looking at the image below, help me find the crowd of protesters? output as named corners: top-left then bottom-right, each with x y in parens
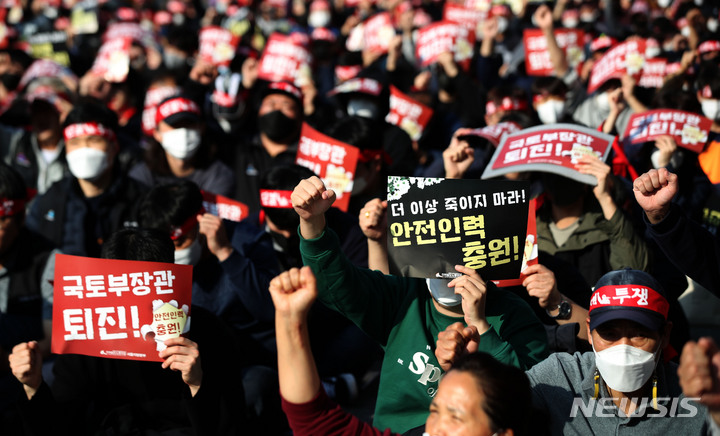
top-left (1, 0), bottom-right (720, 434)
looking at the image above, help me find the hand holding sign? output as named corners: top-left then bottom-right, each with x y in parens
top-left (521, 264), bottom-right (560, 310)
top-left (654, 135), bottom-right (678, 168)
top-left (633, 168), bottom-right (678, 224)
top-left (159, 337), bottom-right (203, 397)
top-left (9, 341), bottom-right (43, 399)
top-left (575, 154), bottom-right (616, 220)
top-left (448, 265), bottom-right (490, 335)
top-left (435, 322), bottom-right (480, 371)
top-left (292, 176), bottom-right (336, 239)
top-left (198, 213), bottom-right (233, 262)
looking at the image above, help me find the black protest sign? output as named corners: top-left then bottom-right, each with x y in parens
top-left (387, 177), bottom-right (530, 280)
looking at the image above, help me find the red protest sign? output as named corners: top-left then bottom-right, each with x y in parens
top-left (386, 85), bottom-right (434, 141)
top-left (415, 21), bottom-right (475, 68)
top-left (623, 109), bottom-right (712, 153)
top-left (103, 22), bottom-right (157, 50)
top-left (523, 28), bottom-right (585, 76)
top-left (443, 3), bottom-right (487, 33)
top-left (51, 254), bottom-right (193, 362)
top-left (91, 37), bottom-right (131, 83)
top-left (492, 198), bottom-right (538, 288)
top-left (296, 123), bottom-right (359, 212)
top-left (198, 26), bottom-right (239, 67)
top-left (363, 12), bottom-right (395, 54)
top-left (637, 58), bottom-right (667, 89)
top-left (481, 123), bottom-right (615, 185)
top-left (588, 39), bottom-right (648, 94)
top-left (257, 32), bottom-right (312, 85)
top-left (463, 121), bottom-right (522, 147)
top-left (201, 190), bottom-right (250, 222)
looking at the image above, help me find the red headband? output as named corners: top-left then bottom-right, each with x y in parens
top-left (0, 198), bottom-right (25, 217)
top-left (485, 97), bottom-right (528, 117)
top-left (589, 284), bottom-right (669, 320)
top-left (260, 189), bottom-right (294, 208)
top-left (63, 122), bottom-right (116, 142)
top-left (155, 97), bottom-right (201, 126)
top-left (698, 40), bottom-right (720, 55)
top-left (335, 65), bottom-right (362, 82)
top-left (268, 82), bottom-right (303, 101)
top-left (170, 206), bottom-right (205, 241)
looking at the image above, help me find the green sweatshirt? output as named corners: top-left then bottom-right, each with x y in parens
top-left (300, 227), bottom-right (549, 433)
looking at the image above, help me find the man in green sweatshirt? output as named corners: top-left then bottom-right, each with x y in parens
top-left (291, 176), bottom-right (549, 433)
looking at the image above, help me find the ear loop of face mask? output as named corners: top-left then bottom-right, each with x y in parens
top-left (592, 363), bottom-right (660, 409)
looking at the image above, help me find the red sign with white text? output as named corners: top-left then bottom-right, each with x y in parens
top-left (637, 58), bottom-right (667, 89)
top-left (443, 3), bottom-right (486, 32)
top-left (482, 124), bottom-right (615, 185)
top-left (463, 121), bottom-right (522, 146)
top-left (198, 26), bottom-right (239, 67)
top-left (257, 32), bottom-right (312, 85)
top-left (493, 198), bottom-right (538, 288)
top-left (91, 37), bottom-right (131, 83)
top-left (523, 28), bottom-right (585, 76)
top-left (623, 109), bottom-right (712, 153)
top-left (415, 21), bottom-right (474, 68)
top-left (296, 123), bottom-right (359, 212)
top-left (202, 191), bottom-right (249, 222)
top-left (363, 12), bottom-right (395, 54)
top-left (588, 39), bottom-right (648, 94)
top-left (51, 254), bottom-right (193, 362)
top-left (386, 85), bottom-right (434, 141)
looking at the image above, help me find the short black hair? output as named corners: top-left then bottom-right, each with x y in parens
top-left (63, 99), bottom-right (119, 133)
top-left (451, 352), bottom-right (532, 436)
top-left (101, 227), bottom-right (175, 263)
top-left (326, 115), bottom-right (383, 152)
top-left (531, 77), bottom-right (569, 98)
top-left (260, 164), bottom-right (316, 231)
top-left (138, 180), bottom-right (204, 235)
top-left (0, 161), bottom-right (27, 201)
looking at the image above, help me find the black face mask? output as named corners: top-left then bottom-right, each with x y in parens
top-left (0, 73), bottom-right (21, 91)
top-left (258, 110), bottom-right (299, 143)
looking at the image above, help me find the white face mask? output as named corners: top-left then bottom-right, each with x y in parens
top-left (537, 99), bottom-right (565, 124)
top-left (426, 278), bottom-right (462, 307)
top-left (161, 128), bottom-right (202, 160)
top-left (593, 343), bottom-right (659, 393)
top-left (67, 148), bottom-right (110, 181)
top-left (595, 92), bottom-right (610, 112)
top-left (681, 26), bottom-right (691, 38)
top-left (562, 18), bottom-right (578, 28)
top-left (580, 11), bottom-right (598, 23)
top-left (701, 99), bottom-right (720, 121)
top-left (708, 18), bottom-right (719, 33)
top-left (308, 10), bottom-right (331, 28)
top-left (657, 0), bottom-right (671, 7)
top-left (496, 17), bottom-right (509, 34)
top-left (646, 46), bottom-right (660, 58)
top-left (174, 237), bottom-right (202, 265)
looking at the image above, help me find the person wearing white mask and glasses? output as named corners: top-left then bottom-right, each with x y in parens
top-left (437, 268), bottom-right (720, 435)
top-left (26, 102), bottom-right (146, 257)
top-left (129, 95), bottom-right (235, 198)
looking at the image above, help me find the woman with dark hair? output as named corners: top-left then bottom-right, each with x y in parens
top-left (272, 266), bottom-right (533, 436)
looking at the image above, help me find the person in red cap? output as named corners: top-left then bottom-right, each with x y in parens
top-left (436, 267), bottom-right (720, 435)
top-left (25, 102), bottom-right (147, 258)
top-left (129, 95), bottom-right (235, 197)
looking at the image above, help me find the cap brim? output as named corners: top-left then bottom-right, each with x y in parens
top-left (589, 307), bottom-right (665, 331)
top-left (161, 112), bottom-right (201, 127)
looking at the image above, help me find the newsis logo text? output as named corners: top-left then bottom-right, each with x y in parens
top-left (570, 397), bottom-right (700, 418)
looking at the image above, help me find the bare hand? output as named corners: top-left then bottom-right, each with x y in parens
top-left (521, 264), bottom-right (561, 309)
top-left (292, 176), bottom-right (336, 222)
top-left (435, 322), bottom-right (480, 371)
top-left (443, 128), bottom-right (475, 179)
top-left (633, 168), bottom-right (678, 224)
top-left (359, 198), bottom-right (388, 241)
top-left (198, 213), bottom-right (233, 262)
top-left (678, 338), bottom-right (720, 414)
top-left (437, 51), bottom-right (458, 78)
top-left (607, 87), bottom-right (625, 114)
top-left (575, 154), bottom-right (612, 201)
top-left (413, 70), bottom-right (432, 92)
top-left (268, 266), bottom-right (318, 322)
top-left (448, 265), bottom-right (489, 333)
top-left (481, 16), bottom-right (499, 40)
top-left (241, 57), bottom-right (259, 90)
top-left (9, 341), bottom-right (43, 399)
top-left (189, 59), bottom-right (219, 85)
top-left (534, 4), bottom-right (553, 31)
top-left (653, 135), bottom-right (678, 168)
top-left (160, 337), bottom-right (203, 396)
